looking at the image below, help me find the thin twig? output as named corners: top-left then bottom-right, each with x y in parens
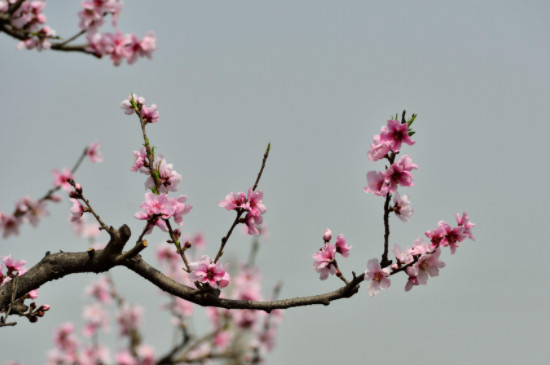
top-left (57, 29), bottom-right (86, 47)
top-left (117, 240), bottom-right (148, 263)
top-left (214, 143), bottom-right (271, 263)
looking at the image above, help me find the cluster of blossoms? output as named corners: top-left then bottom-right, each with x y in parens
top-left (120, 94), bottom-right (192, 236)
top-left (188, 255), bottom-right (231, 289)
top-left (134, 192), bottom-right (191, 235)
top-left (1, 1), bottom-right (156, 65)
top-left (78, 0), bottom-right (157, 66)
top-left (44, 278), bottom-right (155, 365)
top-left (390, 212), bottom-right (475, 292)
top-left (311, 115), bottom-right (475, 298)
top-left (0, 197), bottom-right (50, 238)
top-left (131, 148), bottom-right (179, 192)
top-left (312, 229), bottom-right (352, 280)
top-left (204, 264), bottom-right (283, 362)
top-left (364, 118), bottom-right (418, 196)
top-left (219, 188), bottom-right (267, 235)
top-left (80, 1), bottom-right (156, 66)
top-left (121, 94), bottom-right (159, 125)
top-left (0, 142), bottom-right (100, 239)
top-left (154, 239), bottom-right (282, 362)
top-left (0, 0), bottom-right (56, 51)
top-left (1, 255), bottom-right (50, 322)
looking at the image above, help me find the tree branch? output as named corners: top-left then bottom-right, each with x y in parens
top-left (0, 228), bottom-right (367, 313)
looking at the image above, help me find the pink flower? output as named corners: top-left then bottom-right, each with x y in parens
top-left (213, 331), bottom-right (232, 351)
top-left (219, 192), bottom-right (247, 210)
top-left (16, 197), bottom-right (49, 227)
top-left (456, 212), bottom-right (475, 240)
top-left (170, 195), bottom-right (192, 226)
top-left (335, 235), bottom-right (352, 257)
top-left (392, 243), bottom-right (413, 266)
top-left (86, 31), bottom-right (113, 56)
top-left (409, 237), bottom-right (430, 257)
top-left (127, 31), bottom-right (157, 64)
top-left (312, 243), bottom-right (337, 280)
top-left (144, 156), bottom-right (181, 193)
top-left (232, 265), bottom-right (262, 302)
top-left (140, 104), bottom-right (159, 124)
top-left (404, 274), bottom-right (419, 292)
top-left (156, 243), bottom-right (180, 271)
top-left (121, 93), bottom-right (144, 115)
top-left (364, 258), bottom-right (391, 296)
top-left (246, 188), bottom-right (267, 218)
top-left (53, 322), bottom-right (79, 353)
top-left (189, 255), bottom-right (231, 289)
top-left (425, 226), bottom-right (446, 250)
top-left (137, 31), bottom-right (156, 59)
top-left (117, 303), bottom-right (143, 337)
top-left (244, 212), bottom-right (262, 235)
top-left (367, 134), bottom-right (391, 161)
top-left (439, 220), bottom-right (467, 255)
top-left (52, 168), bottom-right (75, 191)
top-left (69, 199), bottom-right (85, 222)
top-left (108, 31), bottom-right (132, 66)
top-left (407, 248), bottom-right (446, 287)
top-left (1, 214), bottom-right (22, 238)
top-left (392, 192), bottom-right (413, 222)
top-left (418, 248), bottom-right (445, 279)
top-left (86, 141), bottom-right (103, 163)
top-left (16, 25), bottom-right (56, 51)
top-left (11, 1), bottom-right (47, 31)
top-left (380, 119), bottom-right (415, 152)
top-left (85, 276), bottom-right (112, 304)
top-left (130, 147), bottom-right (148, 173)
top-left (2, 255), bottom-right (26, 274)
top-left (78, 1), bottom-right (105, 31)
top-left (82, 303), bottom-right (109, 337)
top-left (385, 163), bottom-right (414, 194)
top-left (134, 193), bottom-right (174, 234)
top-left (219, 188), bottom-right (267, 235)
top-left (364, 170), bottom-right (389, 196)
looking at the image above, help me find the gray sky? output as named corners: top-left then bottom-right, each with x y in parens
top-left (1, 1), bottom-right (549, 364)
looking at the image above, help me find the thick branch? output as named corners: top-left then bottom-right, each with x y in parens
top-left (124, 256), bottom-right (365, 311)
top-left (0, 231), bottom-right (366, 313)
top-left (0, 224), bottom-right (131, 310)
top-left (0, 22), bottom-right (100, 57)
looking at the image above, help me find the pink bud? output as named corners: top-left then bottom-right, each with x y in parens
top-left (323, 228), bottom-right (332, 242)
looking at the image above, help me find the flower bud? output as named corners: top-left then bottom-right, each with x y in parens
top-left (323, 228), bottom-right (332, 242)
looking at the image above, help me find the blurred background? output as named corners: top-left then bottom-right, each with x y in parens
top-left (1, 1), bottom-right (549, 363)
